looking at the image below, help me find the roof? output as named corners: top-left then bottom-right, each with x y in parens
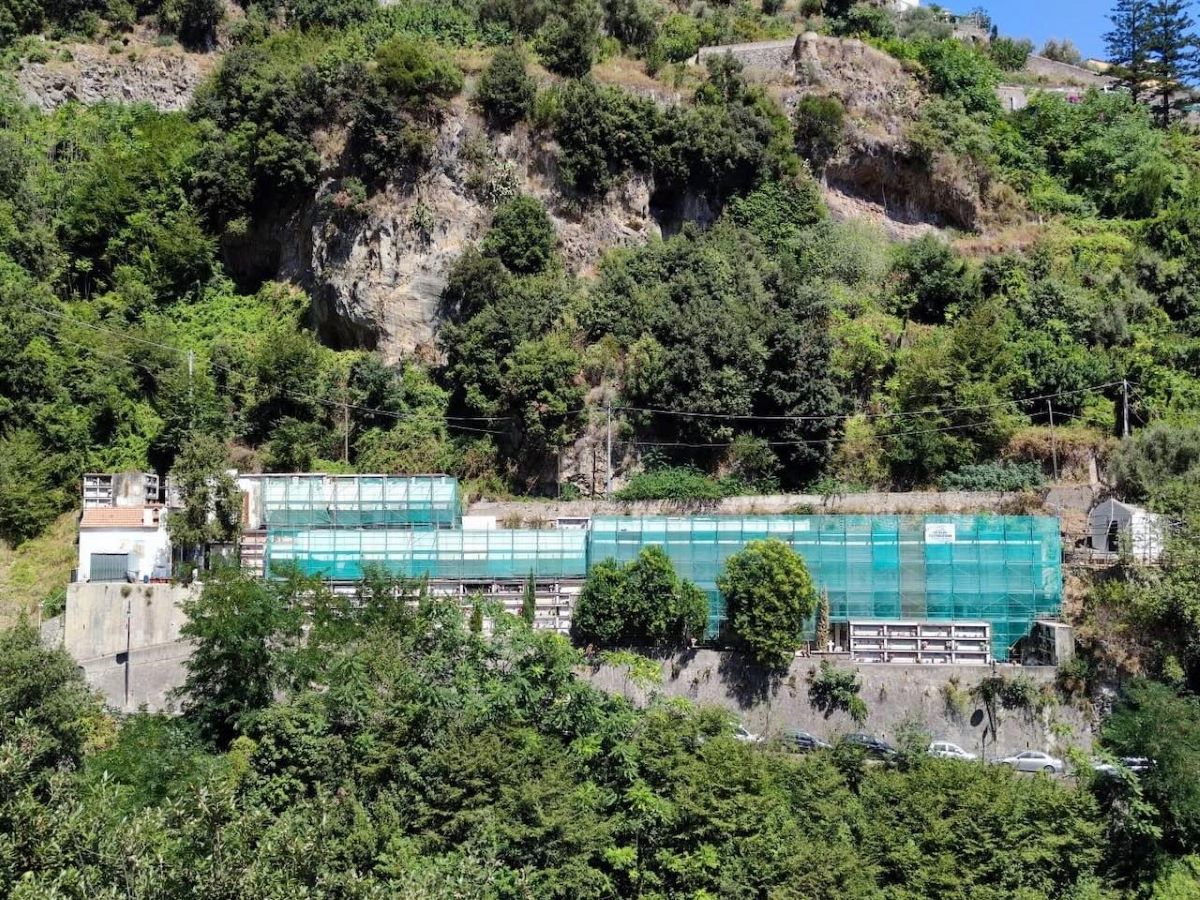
top-left (80, 507), bottom-right (162, 529)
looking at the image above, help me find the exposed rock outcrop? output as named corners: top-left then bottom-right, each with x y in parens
top-left (16, 40), bottom-right (215, 112)
top-left (264, 110), bottom-right (660, 361)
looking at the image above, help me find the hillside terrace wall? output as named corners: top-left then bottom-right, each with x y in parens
top-left (695, 37), bottom-right (797, 72)
top-left (468, 487), bottom-right (1096, 523)
top-left (585, 649), bottom-right (1094, 756)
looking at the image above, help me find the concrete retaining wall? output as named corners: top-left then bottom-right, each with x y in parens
top-left (65, 582), bottom-right (195, 712)
top-left (585, 650), bottom-right (1094, 757)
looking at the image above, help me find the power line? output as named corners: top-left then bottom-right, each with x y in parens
top-left (28, 303), bottom-right (509, 434)
top-left (616, 382), bottom-right (1126, 423)
top-left (30, 311), bottom-right (508, 437)
top-left (25, 302), bottom-right (1135, 441)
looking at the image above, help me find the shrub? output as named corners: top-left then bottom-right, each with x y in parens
top-left (794, 94), bottom-right (846, 175)
top-left (481, 194), bottom-right (556, 274)
top-left (615, 466), bottom-right (744, 502)
top-left (477, 44), bottom-right (535, 128)
top-left (808, 660), bottom-right (869, 725)
top-left (990, 36), bottom-right (1032, 71)
top-left (374, 36), bottom-right (463, 104)
top-left (285, 0), bottom-right (373, 30)
top-left (536, 0), bottom-right (601, 77)
top-left (572, 547), bottom-right (708, 648)
top-left (940, 462), bottom-right (1045, 492)
top-left (159, 0), bottom-right (222, 49)
top-left (719, 539), bottom-right (818, 669)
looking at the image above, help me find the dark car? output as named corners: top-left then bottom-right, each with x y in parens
top-left (782, 730), bottom-right (831, 752)
top-left (842, 733), bottom-right (898, 758)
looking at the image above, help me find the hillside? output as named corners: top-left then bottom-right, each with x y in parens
top-left (5, 1), bottom-right (1200, 896)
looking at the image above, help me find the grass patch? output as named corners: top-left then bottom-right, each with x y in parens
top-left (0, 511), bottom-right (77, 627)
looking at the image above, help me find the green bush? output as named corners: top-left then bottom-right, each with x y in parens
top-left (482, 194), bottom-right (556, 274)
top-left (808, 660), bottom-right (869, 724)
top-left (159, 0), bottom-right (222, 49)
top-left (536, 0), bottom-right (601, 77)
top-left (615, 466), bottom-right (745, 502)
top-left (794, 94), bottom-right (846, 174)
top-left (572, 546), bottom-right (708, 648)
top-left (940, 462), bottom-right (1044, 492)
top-left (374, 35), bottom-right (464, 104)
top-left (477, 44), bottom-right (535, 127)
top-left (285, 0), bottom-right (373, 30)
top-left (718, 539), bottom-right (818, 669)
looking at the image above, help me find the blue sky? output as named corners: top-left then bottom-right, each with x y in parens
top-left (982, 1), bottom-right (1110, 59)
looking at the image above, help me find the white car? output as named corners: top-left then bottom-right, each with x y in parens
top-left (733, 725), bottom-right (762, 744)
top-left (928, 741), bottom-right (977, 761)
top-left (994, 750), bottom-right (1065, 774)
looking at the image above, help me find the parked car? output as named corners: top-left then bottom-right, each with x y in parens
top-left (782, 730), bottom-right (831, 752)
top-left (842, 733), bottom-right (897, 758)
top-left (1092, 756), bottom-right (1153, 777)
top-left (993, 751), bottom-right (1065, 774)
top-left (928, 741), bottom-right (977, 761)
top-left (733, 725), bottom-right (762, 744)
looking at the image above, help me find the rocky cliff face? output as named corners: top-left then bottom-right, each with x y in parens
top-left (15, 40), bottom-right (215, 112)
top-left (272, 108), bottom-right (660, 361)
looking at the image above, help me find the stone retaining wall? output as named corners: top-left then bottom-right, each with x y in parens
top-left (585, 649), bottom-right (1094, 756)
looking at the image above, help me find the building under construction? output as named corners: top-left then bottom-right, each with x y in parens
top-left (238, 474), bottom-right (1063, 663)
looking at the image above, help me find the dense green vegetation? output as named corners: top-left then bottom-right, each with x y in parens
top-left (1, 577), bottom-right (1185, 898)
top-left (1, 0), bottom-right (1198, 542)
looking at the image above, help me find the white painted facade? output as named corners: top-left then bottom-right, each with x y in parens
top-left (77, 519), bottom-right (172, 582)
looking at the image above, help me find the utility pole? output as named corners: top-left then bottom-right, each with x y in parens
top-left (1047, 399), bottom-right (1058, 482)
top-left (605, 405), bottom-right (613, 496)
top-left (343, 404), bottom-right (350, 464)
top-left (1122, 380), bottom-right (1130, 438)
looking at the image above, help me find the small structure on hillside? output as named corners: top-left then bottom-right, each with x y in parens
top-left (78, 472), bottom-right (171, 582)
top-left (1087, 499), bottom-right (1167, 564)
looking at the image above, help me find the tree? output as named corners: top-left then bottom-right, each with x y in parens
top-left (159, 0), bottom-right (223, 49)
top-left (794, 94), bottom-right (846, 177)
top-left (718, 539), bottom-right (817, 669)
top-left (890, 234), bottom-right (977, 325)
top-left (166, 432), bottom-right (240, 565)
top-left (1146, 0), bottom-right (1200, 126)
top-left (990, 36), bottom-right (1034, 71)
top-left (177, 569), bottom-right (304, 746)
top-left (477, 44), bottom-right (536, 128)
top-left (1040, 37), bottom-right (1084, 65)
top-left (572, 546), bottom-right (708, 647)
top-left (815, 588), bottom-right (831, 650)
top-left (522, 572), bottom-right (536, 625)
top-left (482, 195), bottom-right (556, 274)
top-left (1103, 679), bottom-right (1200, 853)
top-left (1107, 0), bottom-right (1155, 104)
top-left (0, 429), bottom-right (69, 546)
top-left (374, 36), bottom-right (464, 105)
top-left (536, 0), bottom-right (602, 77)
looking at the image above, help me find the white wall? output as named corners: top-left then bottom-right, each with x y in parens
top-left (78, 527), bottom-right (172, 581)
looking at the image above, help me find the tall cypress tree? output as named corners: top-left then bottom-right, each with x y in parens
top-left (1147, 0), bottom-right (1200, 126)
top-left (1106, 0), bottom-right (1154, 104)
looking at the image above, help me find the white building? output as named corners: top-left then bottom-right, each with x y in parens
top-left (77, 473), bottom-right (172, 582)
top-left (889, 0), bottom-right (920, 10)
top-left (1087, 499), bottom-right (1168, 564)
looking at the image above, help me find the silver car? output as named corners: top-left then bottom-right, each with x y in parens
top-left (994, 750), bottom-right (1065, 774)
top-left (928, 741), bottom-right (977, 761)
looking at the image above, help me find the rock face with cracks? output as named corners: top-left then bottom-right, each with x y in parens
top-left (16, 40), bottom-right (215, 112)
top-left (272, 112), bottom-right (661, 362)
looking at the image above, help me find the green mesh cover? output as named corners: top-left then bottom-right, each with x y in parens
top-left (264, 511), bottom-right (1062, 661)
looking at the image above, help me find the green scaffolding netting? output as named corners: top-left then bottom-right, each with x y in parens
top-left (259, 475), bottom-right (460, 529)
top-left (263, 512), bottom-right (1062, 661)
